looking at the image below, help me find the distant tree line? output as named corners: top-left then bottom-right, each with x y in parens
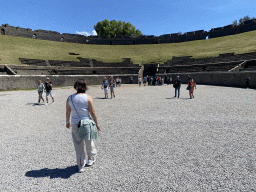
top-left (233, 15), bottom-right (256, 26)
top-left (94, 19), bottom-right (142, 37)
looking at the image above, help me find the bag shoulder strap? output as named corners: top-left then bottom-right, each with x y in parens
top-left (71, 95), bottom-right (81, 120)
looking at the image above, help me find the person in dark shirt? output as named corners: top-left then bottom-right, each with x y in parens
top-left (187, 75), bottom-right (192, 83)
top-left (246, 76), bottom-right (251, 88)
top-left (173, 76), bottom-right (182, 98)
top-left (45, 77), bottom-right (54, 104)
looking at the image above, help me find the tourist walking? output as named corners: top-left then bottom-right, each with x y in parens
top-left (167, 76), bottom-right (170, 85)
top-left (188, 79), bottom-right (196, 99)
top-left (150, 76), bottom-right (153, 86)
top-left (116, 77), bottom-right (120, 87)
top-left (155, 76), bottom-right (158, 86)
top-left (116, 77), bottom-right (121, 87)
top-left (101, 77), bottom-right (109, 99)
top-left (170, 77), bottom-right (172, 84)
top-left (246, 76), bottom-right (251, 88)
top-left (153, 76), bottom-right (156, 86)
top-left (109, 76), bottom-right (116, 98)
top-left (173, 76), bottom-right (182, 98)
top-left (45, 77), bottom-right (54, 104)
top-left (66, 79), bottom-right (101, 173)
top-left (187, 75), bottom-right (192, 83)
top-left (130, 76), bottom-right (133, 84)
top-left (147, 75), bottom-right (150, 86)
top-left (143, 76), bottom-right (147, 86)
top-left (37, 80), bottom-right (45, 103)
top-left (138, 76), bottom-right (142, 86)
top-left (119, 78), bottom-right (122, 87)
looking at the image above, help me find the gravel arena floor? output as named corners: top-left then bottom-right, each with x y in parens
top-left (0, 84), bottom-right (255, 191)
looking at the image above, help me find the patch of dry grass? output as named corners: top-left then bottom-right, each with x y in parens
top-left (1, 30), bottom-right (256, 65)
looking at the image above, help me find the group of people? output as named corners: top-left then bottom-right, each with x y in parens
top-left (173, 76), bottom-right (196, 99)
top-left (138, 76), bottom-right (167, 86)
top-left (136, 75), bottom-right (197, 99)
top-left (101, 76), bottom-right (121, 99)
top-left (37, 77), bottom-right (55, 104)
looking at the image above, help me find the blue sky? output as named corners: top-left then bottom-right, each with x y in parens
top-left (0, 0), bottom-right (255, 36)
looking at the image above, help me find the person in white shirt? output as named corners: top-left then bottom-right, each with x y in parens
top-left (138, 77), bottom-right (142, 86)
top-left (66, 79), bottom-right (101, 173)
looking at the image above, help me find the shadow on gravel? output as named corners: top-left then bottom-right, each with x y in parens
top-left (94, 97), bottom-right (107, 99)
top-left (25, 165), bottom-right (77, 179)
top-left (26, 103), bottom-right (45, 106)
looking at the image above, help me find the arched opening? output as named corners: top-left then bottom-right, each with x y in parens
top-left (110, 40), bottom-right (113, 45)
top-left (32, 34), bottom-right (37, 39)
top-left (144, 66), bottom-right (157, 76)
top-left (86, 40), bottom-right (89, 44)
top-left (206, 35), bottom-right (209, 39)
top-left (61, 37), bottom-right (64, 42)
top-left (132, 40), bottom-right (135, 45)
top-left (1, 29), bottom-right (5, 35)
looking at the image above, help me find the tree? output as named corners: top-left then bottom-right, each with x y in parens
top-left (233, 15), bottom-right (255, 26)
top-left (93, 19), bottom-right (111, 37)
top-left (94, 19), bottom-right (142, 37)
top-left (233, 20), bottom-right (238, 26)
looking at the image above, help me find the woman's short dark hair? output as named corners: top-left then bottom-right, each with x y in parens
top-left (74, 79), bottom-right (88, 93)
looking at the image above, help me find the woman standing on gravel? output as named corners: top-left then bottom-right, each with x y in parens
top-left (188, 79), bottom-right (196, 99)
top-left (66, 79), bottom-right (101, 173)
top-left (37, 80), bottom-right (45, 103)
top-left (102, 77), bottom-right (109, 99)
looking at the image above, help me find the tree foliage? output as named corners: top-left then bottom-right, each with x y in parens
top-left (94, 19), bottom-right (142, 37)
top-left (233, 15), bottom-right (256, 26)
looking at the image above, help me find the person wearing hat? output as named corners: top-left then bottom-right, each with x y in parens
top-left (45, 78), bottom-right (54, 103)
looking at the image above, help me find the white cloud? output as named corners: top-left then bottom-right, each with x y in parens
top-left (92, 30), bottom-right (97, 36)
top-left (76, 30), bottom-right (97, 36)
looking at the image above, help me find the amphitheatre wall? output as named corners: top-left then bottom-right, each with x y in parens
top-left (0, 74), bottom-right (138, 91)
top-left (169, 71), bottom-right (256, 88)
top-left (1, 19), bottom-right (256, 45)
top-left (0, 71), bottom-right (255, 90)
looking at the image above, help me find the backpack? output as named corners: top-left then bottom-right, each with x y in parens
top-left (173, 81), bottom-right (179, 88)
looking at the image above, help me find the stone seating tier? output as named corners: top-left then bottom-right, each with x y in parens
top-left (19, 58), bottom-right (140, 68)
top-left (157, 61), bottom-right (242, 73)
top-left (8, 65), bottom-right (141, 75)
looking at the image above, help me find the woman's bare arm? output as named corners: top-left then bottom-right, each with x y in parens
top-left (88, 96), bottom-right (101, 131)
top-left (66, 97), bottom-right (71, 129)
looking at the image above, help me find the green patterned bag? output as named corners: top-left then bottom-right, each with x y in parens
top-left (71, 95), bottom-right (98, 140)
top-left (77, 119), bottom-right (98, 140)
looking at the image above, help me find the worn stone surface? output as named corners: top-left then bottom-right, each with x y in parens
top-left (0, 84), bottom-right (255, 191)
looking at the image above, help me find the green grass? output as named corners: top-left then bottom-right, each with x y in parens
top-left (1, 31), bottom-right (256, 65)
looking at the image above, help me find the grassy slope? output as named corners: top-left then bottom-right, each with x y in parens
top-left (1, 30), bottom-right (256, 65)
